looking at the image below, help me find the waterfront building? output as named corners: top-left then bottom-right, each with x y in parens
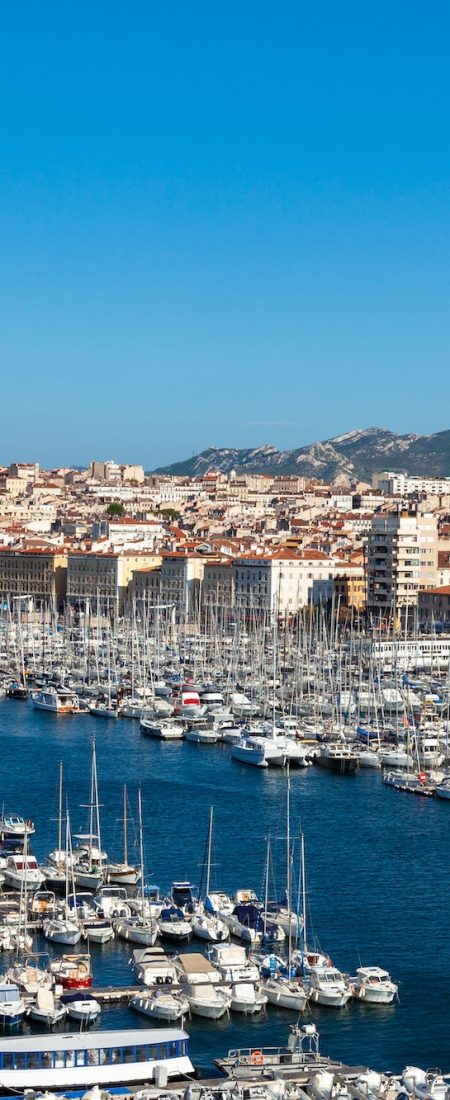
top-left (0, 549), bottom-right (68, 608)
top-left (67, 551), bottom-right (160, 613)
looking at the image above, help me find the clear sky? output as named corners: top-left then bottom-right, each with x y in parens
top-left (1, 1), bottom-right (450, 468)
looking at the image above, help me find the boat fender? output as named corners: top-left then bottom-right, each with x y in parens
top-left (250, 1051), bottom-right (264, 1067)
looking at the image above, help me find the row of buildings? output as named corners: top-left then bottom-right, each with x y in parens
top-left (0, 459), bottom-right (449, 624)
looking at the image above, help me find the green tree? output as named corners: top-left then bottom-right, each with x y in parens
top-left (160, 507), bottom-right (181, 522)
top-left (106, 501), bottom-right (125, 517)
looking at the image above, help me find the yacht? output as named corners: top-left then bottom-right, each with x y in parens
top-left (132, 945), bottom-right (178, 987)
top-left (0, 814), bottom-right (34, 840)
top-left (140, 717), bottom-right (184, 738)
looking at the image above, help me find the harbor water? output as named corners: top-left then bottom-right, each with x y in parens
top-left (1, 699), bottom-right (449, 1073)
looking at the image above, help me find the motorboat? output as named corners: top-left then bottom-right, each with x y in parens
top-left (93, 885), bottom-right (131, 919)
top-left (157, 905), bottom-right (192, 941)
top-left (315, 744), bottom-right (359, 774)
top-left (27, 987), bottom-right (67, 1028)
top-left (5, 958), bottom-right (53, 995)
top-left (207, 941), bottom-right (260, 984)
top-left (175, 952), bottom-right (232, 1019)
top-left (215, 1021), bottom-right (334, 1078)
top-left (49, 952), bottom-right (92, 989)
top-left (3, 853), bottom-right (45, 891)
top-left (171, 880), bottom-right (198, 915)
top-left (351, 966), bottom-right (398, 1004)
top-left (82, 915), bottom-right (115, 943)
top-left (221, 900), bottom-right (285, 946)
top-left (61, 992), bottom-right (101, 1023)
top-left (140, 717), bottom-right (184, 738)
top-left (88, 699), bottom-right (118, 719)
top-left (0, 983), bottom-right (27, 1028)
top-left (402, 1067), bottom-right (450, 1100)
top-left (185, 723), bottom-right (220, 744)
top-left (132, 945), bottom-right (178, 987)
top-left (307, 966), bottom-right (352, 1007)
top-left (131, 987), bottom-right (190, 1022)
top-left (0, 1026), bottom-right (193, 1089)
top-left (229, 981), bottom-right (268, 1014)
top-left (32, 687), bottom-right (81, 714)
top-left (0, 813), bottom-right (34, 840)
top-left (380, 748), bottom-right (414, 770)
top-left (260, 973), bottom-right (309, 1011)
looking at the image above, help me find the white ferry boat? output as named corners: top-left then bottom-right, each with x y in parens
top-left (0, 1027), bottom-right (193, 1091)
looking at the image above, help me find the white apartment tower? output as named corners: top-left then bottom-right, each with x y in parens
top-left (367, 510), bottom-right (438, 613)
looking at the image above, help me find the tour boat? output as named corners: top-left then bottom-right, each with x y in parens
top-left (0, 1027), bottom-right (193, 1089)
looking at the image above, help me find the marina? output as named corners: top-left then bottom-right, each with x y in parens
top-left (0, 676), bottom-right (447, 1076)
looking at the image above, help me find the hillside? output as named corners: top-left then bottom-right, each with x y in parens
top-left (153, 428), bottom-right (450, 482)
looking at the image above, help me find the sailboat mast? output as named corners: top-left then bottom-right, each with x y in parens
top-left (286, 763), bottom-right (291, 968)
top-left (301, 832), bottom-right (307, 954)
top-left (138, 790), bottom-right (146, 919)
top-left (206, 805), bottom-right (213, 897)
top-left (123, 785), bottom-right (128, 867)
top-left (57, 761), bottom-right (63, 859)
top-left (264, 835), bottom-right (270, 939)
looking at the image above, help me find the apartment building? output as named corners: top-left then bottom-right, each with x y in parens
top-left (67, 551), bottom-right (160, 612)
top-left (0, 549), bottom-right (68, 607)
top-left (367, 511), bottom-right (438, 612)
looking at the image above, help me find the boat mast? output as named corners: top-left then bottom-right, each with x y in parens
top-left (138, 789), bottom-right (146, 924)
top-left (263, 835), bottom-right (270, 942)
top-left (286, 763), bottom-right (292, 971)
top-left (206, 805), bottom-right (213, 898)
top-left (56, 762), bottom-right (63, 863)
top-left (123, 785), bottom-right (128, 867)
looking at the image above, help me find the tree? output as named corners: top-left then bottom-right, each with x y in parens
top-left (106, 501), bottom-right (125, 517)
top-left (160, 507), bottom-right (181, 522)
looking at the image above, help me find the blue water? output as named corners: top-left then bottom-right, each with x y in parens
top-left (1, 700), bottom-right (448, 1072)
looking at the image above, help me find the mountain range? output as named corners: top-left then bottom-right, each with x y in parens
top-left (154, 428), bottom-right (450, 484)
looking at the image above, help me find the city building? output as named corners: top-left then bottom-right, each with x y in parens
top-left (367, 511), bottom-right (438, 613)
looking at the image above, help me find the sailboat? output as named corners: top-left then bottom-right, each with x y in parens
top-left (106, 786), bottom-right (141, 887)
top-left (115, 791), bottom-right (158, 946)
top-left (41, 763), bottom-right (67, 890)
top-left (260, 774), bottom-right (309, 1011)
top-left (73, 742), bottom-right (106, 891)
top-left (43, 813), bottom-right (82, 946)
top-left (192, 807), bottom-right (229, 943)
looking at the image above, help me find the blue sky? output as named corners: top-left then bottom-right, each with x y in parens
top-left (1, 2), bottom-right (450, 468)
